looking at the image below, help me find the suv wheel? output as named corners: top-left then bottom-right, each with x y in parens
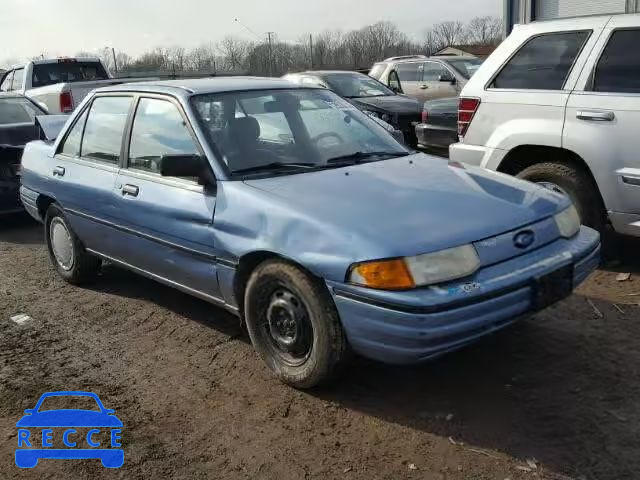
top-left (45, 204), bottom-right (101, 285)
top-left (244, 259), bottom-right (349, 389)
top-left (516, 161), bottom-right (606, 232)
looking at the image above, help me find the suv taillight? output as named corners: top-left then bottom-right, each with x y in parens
top-left (458, 97), bottom-right (480, 138)
top-left (60, 92), bottom-right (74, 113)
top-left (421, 109), bottom-right (428, 124)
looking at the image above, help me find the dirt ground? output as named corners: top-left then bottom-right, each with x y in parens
top-left (1, 215), bottom-right (639, 480)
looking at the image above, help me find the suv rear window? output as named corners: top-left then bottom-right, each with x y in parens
top-left (593, 29), bottom-right (640, 93)
top-left (492, 31), bottom-right (590, 90)
top-left (32, 61), bottom-right (109, 88)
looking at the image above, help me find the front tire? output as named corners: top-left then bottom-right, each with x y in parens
top-left (244, 260), bottom-right (348, 389)
top-left (45, 204), bottom-right (101, 285)
top-left (516, 161), bottom-right (606, 232)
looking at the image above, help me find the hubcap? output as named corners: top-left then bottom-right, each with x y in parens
top-left (50, 218), bottom-right (74, 271)
top-left (538, 181), bottom-right (569, 197)
top-left (265, 288), bottom-right (312, 362)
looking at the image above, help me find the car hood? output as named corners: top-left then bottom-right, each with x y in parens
top-left (16, 410), bottom-right (123, 428)
top-left (243, 153), bottom-right (567, 259)
top-left (350, 95), bottom-right (422, 115)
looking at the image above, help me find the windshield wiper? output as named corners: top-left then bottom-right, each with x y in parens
top-left (326, 151), bottom-right (410, 165)
top-left (232, 162), bottom-right (317, 175)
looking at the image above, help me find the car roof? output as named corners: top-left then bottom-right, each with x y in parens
top-left (287, 71), bottom-right (367, 78)
top-left (96, 76), bottom-right (313, 97)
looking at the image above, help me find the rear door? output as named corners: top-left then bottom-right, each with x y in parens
top-left (50, 94), bottom-right (133, 258)
top-left (110, 95), bottom-right (222, 301)
top-left (564, 18), bottom-right (640, 232)
top-left (393, 62), bottom-right (424, 100)
top-left (420, 61), bottom-right (459, 100)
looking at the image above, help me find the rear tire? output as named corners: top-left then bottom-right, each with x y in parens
top-left (45, 204), bottom-right (101, 285)
top-left (516, 161), bottom-right (606, 232)
top-left (244, 259), bottom-right (349, 389)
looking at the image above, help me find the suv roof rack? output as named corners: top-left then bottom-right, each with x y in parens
top-left (383, 55), bottom-right (427, 62)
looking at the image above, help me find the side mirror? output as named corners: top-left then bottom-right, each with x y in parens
top-left (24, 409), bottom-right (34, 415)
top-left (159, 154), bottom-right (212, 185)
top-left (104, 409), bottom-right (115, 414)
top-left (438, 74), bottom-right (456, 84)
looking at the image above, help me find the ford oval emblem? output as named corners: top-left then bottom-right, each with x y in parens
top-left (513, 230), bottom-right (535, 249)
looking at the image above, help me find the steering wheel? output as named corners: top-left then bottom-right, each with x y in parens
top-left (312, 132), bottom-right (345, 146)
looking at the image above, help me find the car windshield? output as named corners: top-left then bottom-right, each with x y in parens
top-left (445, 58), bottom-right (484, 79)
top-left (32, 61), bottom-right (109, 88)
top-left (0, 97), bottom-right (44, 124)
top-left (191, 88), bottom-right (409, 177)
top-left (37, 395), bottom-right (101, 412)
top-left (322, 73), bottom-right (395, 98)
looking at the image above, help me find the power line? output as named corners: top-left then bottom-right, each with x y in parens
top-left (234, 18), bottom-right (262, 41)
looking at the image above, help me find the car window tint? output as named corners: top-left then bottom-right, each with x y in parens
top-left (128, 98), bottom-right (198, 174)
top-left (31, 62), bottom-right (109, 88)
top-left (81, 96), bottom-right (132, 164)
top-left (0, 71), bottom-right (13, 91)
top-left (422, 62), bottom-right (449, 81)
top-left (492, 31), bottom-right (590, 90)
top-left (0, 98), bottom-right (42, 124)
top-left (395, 63), bottom-right (421, 82)
top-left (60, 109), bottom-right (89, 156)
top-left (594, 29), bottom-right (640, 93)
top-left (38, 395), bottom-right (101, 412)
top-left (10, 69), bottom-right (24, 90)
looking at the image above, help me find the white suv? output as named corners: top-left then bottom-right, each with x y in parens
top-left (450, 14), bottom-right (640, 237)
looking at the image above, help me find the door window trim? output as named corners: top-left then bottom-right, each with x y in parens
top-left (485, 29), bottom-right (593, 92)
top-left (122, 93), bottom-right (212, 188)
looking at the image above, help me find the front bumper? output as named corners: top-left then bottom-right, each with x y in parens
top-left (327, 227), bottom-right (600, 365)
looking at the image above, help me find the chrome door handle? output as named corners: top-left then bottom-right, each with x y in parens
top-left (122, 184), bottom-right (139, 197)
top-left (576, 110), bottom-right (615, 122)
top-left (52, 166), bottom-right (65, 177)
top-left (419, 85), bottom-right (429, 89)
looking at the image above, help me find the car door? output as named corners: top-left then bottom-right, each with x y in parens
top-left (563, 19), bottom-right (640, 235)
top-left (393, 62), bottom-right (424, 100)
top-left (50, 94), bottom-right (133, 259)
top-left (110, 94), bottom-right (222, 301)
top-left (420, 61), bottom-right (459, 100)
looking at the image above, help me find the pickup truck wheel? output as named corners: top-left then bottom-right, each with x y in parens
top-left (516, 162), bottom-right (606, 232)
top-left (45, 204), bottom-right (100, 285)
top-left (244, 260), bottom-right (349, 389)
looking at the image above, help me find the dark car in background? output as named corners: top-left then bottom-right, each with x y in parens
top-left (283, 71), bottom-right (423, 146)
top-left (0, 93), bottom-right (48, 214)
top-left (415, 97), bottom-right (458, 153)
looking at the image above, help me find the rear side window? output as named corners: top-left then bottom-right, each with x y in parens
top-left (60, 109), bottom-right (89, 157)
top-left (422, 62), bottom-right (451, 82)
top-left (369, 63), bottom-right (387, 79)
top-left (0, 98), bottom-right (44, 125)
top-left (395, 63), bottom-right (422, 82)
top-left (32, 61), bottom-right (109, 88)
top-left (128, 98), bottom-right (198, 174)
top-left (492, 31), bottom-right (590, 90)
top-left (81, 96), bottom-right (132, 164)
top-left (593, 29), bottom-right (640, 93)
top-left (11, 69), bottom-right (24, 90)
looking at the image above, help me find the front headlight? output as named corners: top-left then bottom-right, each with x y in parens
top-left (348, 244), bottom-right (480, 290)
top-left (554, 205), bottom-right (581, 238)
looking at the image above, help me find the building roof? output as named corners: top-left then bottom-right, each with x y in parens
top-left (435, 44), bottom-right (497, 57)
top-left (97, 76), bottom-right (312, 96)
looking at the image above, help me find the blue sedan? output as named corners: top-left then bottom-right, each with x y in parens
top-left (19, 78), bottom-right (600, 388)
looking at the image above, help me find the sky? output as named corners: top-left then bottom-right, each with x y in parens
top-left (0, 0), bottom-right (502, 67)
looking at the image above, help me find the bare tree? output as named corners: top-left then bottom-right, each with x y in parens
top-left (431, 21), bottom-right (468, 48)
top-left (466, 16), bottom-right (503, 45)
top-left (217, 36), bottom-right (250, 71)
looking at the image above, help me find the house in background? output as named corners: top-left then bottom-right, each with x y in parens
top-left (504, 0), bottom-right (640, 34)
top-left (434, 45), bottom-right (497, 59)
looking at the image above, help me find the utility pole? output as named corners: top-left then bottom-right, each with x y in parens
top-left (111, 47), bottom-right (118, 75)
top-left (267, 32), bottom-right (275, 77)
top-left (309, 34), bottom-right (313, 69)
